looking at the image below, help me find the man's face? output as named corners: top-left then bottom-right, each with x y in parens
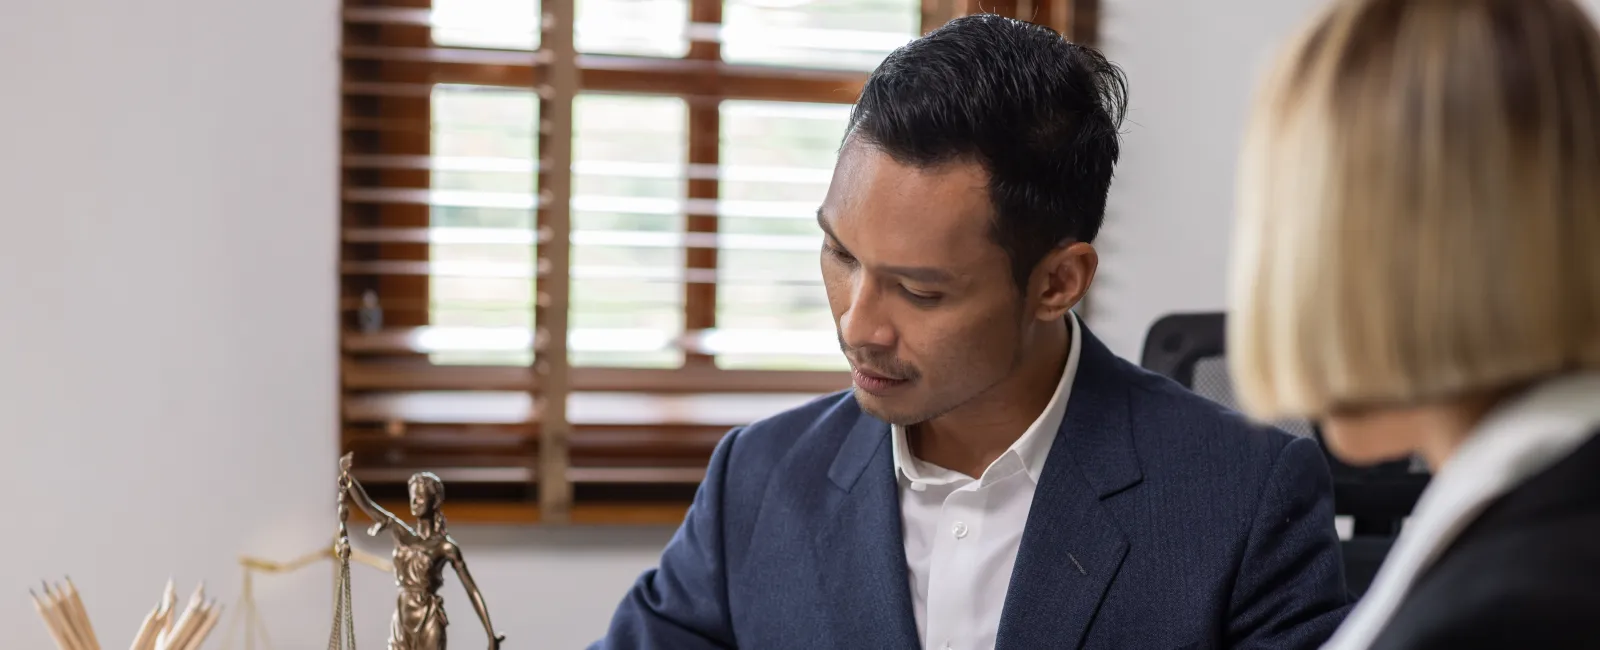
top-left (818, 142), bottom-right (1028, 425)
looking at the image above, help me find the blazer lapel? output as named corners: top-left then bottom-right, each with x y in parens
top-left (813, 413), bottom-right (921, 649)
top-left (997, 328), bottom-right (1142, 650)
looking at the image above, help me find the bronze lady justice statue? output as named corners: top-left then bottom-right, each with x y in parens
top-left (339, 461), bottom-right (506, 650)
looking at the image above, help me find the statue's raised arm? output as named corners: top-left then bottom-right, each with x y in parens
top-left (338, 452), bottom-right (411, 539)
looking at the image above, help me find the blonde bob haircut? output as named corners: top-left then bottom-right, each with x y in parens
top-left (1229, 0), bottom-right (1600, 421)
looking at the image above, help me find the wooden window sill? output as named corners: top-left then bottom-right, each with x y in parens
top-left (355, 500), bottom-right (689, 527)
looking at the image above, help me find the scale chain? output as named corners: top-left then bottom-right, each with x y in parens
top-left (329, 469), bottom-right (357, 650)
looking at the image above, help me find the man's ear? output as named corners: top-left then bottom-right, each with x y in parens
top-left (1032, 241), bottom-right (1098, 322)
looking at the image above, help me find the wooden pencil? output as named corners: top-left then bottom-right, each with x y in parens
top-left (44, 582), bottom-right (87, 650)
top-left (163, 583), bottom-right (206, 650)
top-left (152, 579), bottom-right (177, 650)
top-left (64, 578), bottom-right (102, 650)
top-left (60, 583), bottom-right (93, 650)
top-left (31, 589), bottom-right (74, 650)
top-left (160, 579), bottom-right (177, 640)
top-left (53, 579), bottom-right (98, 650)
top-left (201, 601), bottom-right (223, 645)
top-left (163, 613), bottom-right (198, 649)
top-left (196, 600), bottom-right (223, 650)
top-left (128, 602), bottom-right (161, 650)
top-left (179, 601), bottom-right (222, 650)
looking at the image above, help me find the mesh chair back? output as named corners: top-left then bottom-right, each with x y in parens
top-left (1190, 357), bottom-right (1318, 439)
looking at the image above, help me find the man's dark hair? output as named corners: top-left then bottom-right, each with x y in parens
top-left (846, 14), bottom-right (1128, 291)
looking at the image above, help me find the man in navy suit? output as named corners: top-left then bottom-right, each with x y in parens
top-left (593, 14), bottom-right (1349, 650)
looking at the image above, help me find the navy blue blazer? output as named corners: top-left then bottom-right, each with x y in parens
top-left (593, 328), bottom-right (1350, 649)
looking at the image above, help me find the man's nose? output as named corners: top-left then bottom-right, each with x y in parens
top-left (839, 280), bottom-right (896, 351)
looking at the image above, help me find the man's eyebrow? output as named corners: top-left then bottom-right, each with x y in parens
top-left (816, 208), bottom-right (955, 285)
top-left (815, 208), bottom-right (840, 244)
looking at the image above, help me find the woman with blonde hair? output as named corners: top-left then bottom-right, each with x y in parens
top-left (1229, 0), bottom-right (1600, 647)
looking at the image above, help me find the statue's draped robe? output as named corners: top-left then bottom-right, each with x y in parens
top-left (390, 540), bottom-right (449, 650)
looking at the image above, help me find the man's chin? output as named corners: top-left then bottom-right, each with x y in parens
top-left (850, 387), bottom-right (924, 426)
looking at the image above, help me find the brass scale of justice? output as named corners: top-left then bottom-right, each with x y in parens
top-left (225, 454), bottom-right (505, 650)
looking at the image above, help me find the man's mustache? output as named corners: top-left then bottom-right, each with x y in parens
top-left (837, 333), bottom-right (919, 381)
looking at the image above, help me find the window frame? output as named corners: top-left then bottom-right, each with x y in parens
top-left (338, 0), bottom-right (1098, 524)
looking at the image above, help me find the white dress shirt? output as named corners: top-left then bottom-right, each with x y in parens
top-left (1322, 371), bottom-right (1600, 650)
top-left (893, 312), bottom-right (1084, 650)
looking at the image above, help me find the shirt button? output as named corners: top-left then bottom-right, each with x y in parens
top-left (952, 521), bottom-right (969, 539)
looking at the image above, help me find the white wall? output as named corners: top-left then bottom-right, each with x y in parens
top-left (0, 0), bottom-right (669, 647)
top-left (1088, 0), bottom-right (1328, 358)
top-left (1090, 0), bottom-right (1600, 359)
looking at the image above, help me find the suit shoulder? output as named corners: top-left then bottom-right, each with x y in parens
top-left (721, 388), bottom-right (860, 471)
top-left (1120, 358), bottom-right (1299, 457)
top-left (1376, 521), bottom-right (1600, 649)
top-left (1418, 503), bottom-right (1600, 596)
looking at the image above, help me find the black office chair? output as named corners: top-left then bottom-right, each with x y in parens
top-left (1139, 312), bottom-right (1428, 599)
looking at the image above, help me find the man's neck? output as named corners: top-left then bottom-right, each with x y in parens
top-left (910, 320), bottom-right (1072, 478)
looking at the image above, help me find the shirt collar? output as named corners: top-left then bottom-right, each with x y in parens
top-left (891, 311), bottom-right (1084, 488)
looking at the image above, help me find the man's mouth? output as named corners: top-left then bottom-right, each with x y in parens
top-left (851, 365), bottom-right (910, 395)
top-left (855, 366), bottom-right (901, 381)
